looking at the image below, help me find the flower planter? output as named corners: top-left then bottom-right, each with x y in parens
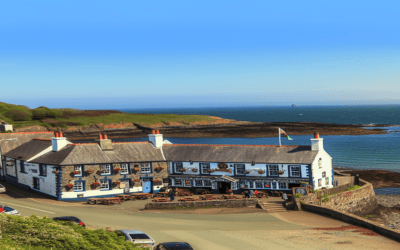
top-left (66, 184), bottom-right (74, 188)
top-left (73, 171), bottom-right (80, 175)
top-left (192, 168), bottom-right (198, 172)
top-left (86, 170), bottom-right (93, 174)
top-left (155, 167), bottom-right (164, 171)
top-left (258, 170), bottom-right (265, 174)
top-left (52, 171), bottom-right (59, 174)
top-left (278, 171), bottom-right (284, 175)
top-left (207, 169), bottom-right (215, 173)
top-left (180, 168), bottom-right (187, 172)
top-left (132, 179), bottom-right (140, 182)
top-left (134, 168), bottom-right (140, 171)
top-left (244, 171), bottom-right (250, 174)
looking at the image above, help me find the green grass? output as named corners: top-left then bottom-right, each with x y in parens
top-left (0, 214), bottom-right (145, 250)
top-left (345, 185), bottom-right (361, 191)
top-left (362, 215), bottom-right (375, 218)
top-left (321, 195), bottom-right (330, 203)
top-left (295, 193), bottom-right (302, 198)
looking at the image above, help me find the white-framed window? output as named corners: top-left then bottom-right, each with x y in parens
top-left (74, 165), bottom-right (83, 176)
top-left (279, 183), bottom-right (287, 189)
top-left (74, 181), bottom-right (83, 191)
top-left (195, 180), bottom-right (203, 186)
top-left (231, 182), bottom-right (239, 190)
top-left (268, 165), bottom-right (279, 176)
top-left (39, 164), bottom-right (47, 177)
top-left (120, 164), bottom-right (129, 174)
top-left (141, 163), bottom-right (151, 173)
top-left (256, 181), bottom-right (263, 189)
top-left (322, 171), bottom-right (326, 178)
top-left (100, 164), bottom-right (111, 175)
top-left (101, 180), bottom-right (109, 190)
top-left (174, 162), bottom-right (183, 173)
top-left (248, 181), bottom-right (254, 189)
top-left (289, 165), bottom-right (301, 177)
top-left (318, 158), bottom-right (322, 168)
top-left (318, 179), bottom-right (322, 187)
top-left (235, 164), bottom-right (245, 175)
top-left (174, 179), bottom-right (183, 186)
top-left (200, 163), bottom-right (210, 174)
top-left (203, 180), bottom-right (211, 186)
top-left (264, 181), bottom-right (272, 188)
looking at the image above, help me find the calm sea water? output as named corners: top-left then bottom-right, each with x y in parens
top-left (106, 105), bottom-right (400, 173)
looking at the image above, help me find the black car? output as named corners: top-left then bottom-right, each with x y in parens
top-left (154, 242), bottom-right (194, 250)
top-left (52, 216), bottom-right (86, 227)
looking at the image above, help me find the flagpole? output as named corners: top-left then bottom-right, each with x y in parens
top-left (278, 128), bottom-right (281, 147)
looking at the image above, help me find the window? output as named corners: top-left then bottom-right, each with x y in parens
top-left (174, 179), bottom-right (183, 186)
top-left (203, 180), bottom-right (211, 186)
top-left (200, 163), bottom-right (210, 174)
top-left (121, 179), bottom-right (131, 188)
top-left (279, 183), bottom-right (287, 189)
top-left (318, 179), bottom-right (322, 187)
top-left (235, 164), bottom-right (245, 175)
top-left (174, 162), bottom-right (183, 173)
top-left (325, 177), bottom-right (329, 185)
top-left (100, 164), bottom-right (111, 175)
top-left (264, 181), bottom-right (272, 188)
top-left (248, 181), bottom-right (254, 189)
top-left (268, 165), bottom-right (279, 176)
top-left (318, 158), bottom-right (322, 168)
top-left (256, 181), bottom-right (263, 189)
top-left (195, 180), bottom-right (203, 186)
top-left (74, 165), bottom-right (83, 176)
top-left (322, 171), bottom-right (326, 178)
top-left (101, 180), bottom-right (110, 190)
top-left (39, 164), bottom-right (47, 177)
top-left (185, 180), bottom-right (191, 187)
top-left (33, 177), bottom-right (40, 190)
top-left (141, 163), bottom-right (151, 173)
top-left (289, 165), bottom-right (301, 177)
top-left (120, 164), bottom-right (129, 174)
top-left (20, 161), bottom-right (25, 173)
top-left (74, 181), bottom-right (84, 191)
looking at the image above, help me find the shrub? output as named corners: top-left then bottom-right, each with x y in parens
top-left (32, 108), bottom-right (48, 120)
top-left (295, 193), bottom-right (302, 198)
top-left (5, 110), bottom-right (33, 121)
top-left (321, 195), bottom-right (330, 203)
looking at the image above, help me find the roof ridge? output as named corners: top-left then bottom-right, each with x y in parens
top-left (33, 138), bottom-right (52, 141)
top-left (112, 141), bottom-right (149, 144)
top-left (165, 144), bottom-right (306, 148)
top-left (4, 132), bottom-right (54, 135)
top-left (69, 143), bottom-right (98, 145)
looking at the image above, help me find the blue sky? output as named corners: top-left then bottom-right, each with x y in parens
top-left (1, 1), bottom-right (399, 109)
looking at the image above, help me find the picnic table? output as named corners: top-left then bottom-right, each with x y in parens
top-left (87, 198), bottom-right (104, 205)
top-left (152, 197), bottom-right (169, 202)
top-left (132, 193), bottom-right (154, 200)
top-left (178, 197), bottom-right (198, 202)
top-left (156, 191), bottom-right (169, 197)
top-left (175, 190), bottom-right (192, 196)
top-left (222, 195), bottom-right (241, 200)
top-left (102, 197), bottom-right (123, 205)
top-left (194, 189), bottom-right (211, 195)
top-left (116, 194), bottom-right (135, 201)
top-left (199, 194), bottom-right (219, 200)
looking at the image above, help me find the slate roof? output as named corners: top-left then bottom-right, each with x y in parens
top-left (4, 139), bottom-right (52, 161)
top-left (163, 144), bottom-right (318, 164)
top-left (31, 142), bottom-right (165, 165)
top-left (0, 132), bottom-right (54, 155)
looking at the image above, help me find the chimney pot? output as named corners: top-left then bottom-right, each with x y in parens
top-left (60, 131), bottom-right (63, 137)
top-left (56, 133), bottom-right (59, 137)
top-left (314, 133), bottom-right (319, 139)
top-left (152, 130), bottom-right (156, 134)
top-left (104, 134), bottom-right (108, 139)
top-left (99, 133), bottom-right (103, 140)
top-left (156, 130), bottom-right (159, 134)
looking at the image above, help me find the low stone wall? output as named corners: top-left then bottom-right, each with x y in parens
top-left (145, 199), bottom-right (258, 210)
top-left (301, 203), bottom-right (400, 243)
top-left (320, 179), bottom-right (377, 216)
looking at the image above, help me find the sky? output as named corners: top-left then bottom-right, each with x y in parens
top-left (1, 1), bottom-right (400, 109)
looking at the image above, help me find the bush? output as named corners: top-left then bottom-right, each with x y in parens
top-left (5, 110), bottom-right (33, 121)
top-left (32, 108), bottom-right (48, 120)
top-left (321, 195), bottom-right (329, 203)
top-left (295, 193), bottom-right (302, 198)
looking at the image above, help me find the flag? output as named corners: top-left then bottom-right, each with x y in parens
top-left (279, 128), bottom-right (293, 140)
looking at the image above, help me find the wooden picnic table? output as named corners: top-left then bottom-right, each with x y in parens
top-left (222, 195), bottom-right (240, 200)
top-left (199, 194), bottom-right (219, 200)
top-left (87, 198), bottom-right (104, 205)
top-left (152, 197), bottom-right (169, 202)
top-left (194, 189), bottom-right (211, 195)
top-left (131, 193), bottom-right (153, 200)
top-left (156, 191), bottom-right (169, 197)
top-left (102, 197), bottom-right (123, 205)
top-left (116, 194), bottom-right (135, 201)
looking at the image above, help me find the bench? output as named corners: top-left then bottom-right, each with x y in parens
top-left (102, 197), bottom-right (123, 205)
top-left (87, 198), bottom-right (104, 205)
top-left (178, 197), bottom-right (198, 202)
top-left (152, 197), bottom-right (169, 202)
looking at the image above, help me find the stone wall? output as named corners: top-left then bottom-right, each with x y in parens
top-left (320, 180), bottom-right (377, 216)
top-left (145, 199), bottom-right (258, 210)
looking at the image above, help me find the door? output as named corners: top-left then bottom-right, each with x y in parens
top-left (219, 182), bottom-right (230, 194)
top-left (142, 180), bottom-right (151, 193)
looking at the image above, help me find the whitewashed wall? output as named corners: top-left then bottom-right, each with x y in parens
top-left (18, 162), bottom-right (57, 197)
top-left (311, 150), bottom-right (333, 189)
top-left (5, 157), bottom-right (16, 177)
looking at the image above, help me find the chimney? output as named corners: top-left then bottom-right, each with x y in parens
top-left (51, 134), bottom-right (68, 152)
top-left (99, 133), bottom-right (113, 151)
top-left (310, 133), bottom-right (323, 151)
top-left (149, 130), bottom-right (163, 148)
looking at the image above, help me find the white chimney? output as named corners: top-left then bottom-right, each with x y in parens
top-left (149, 130), bottom-right (163, 148)
top-left (52, 132), bottom-right (68, 152)
top-left (310, 133), bottom-right (323, 151)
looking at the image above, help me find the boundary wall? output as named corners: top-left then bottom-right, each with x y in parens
top-left (145, 199), bottom-right (258, 210)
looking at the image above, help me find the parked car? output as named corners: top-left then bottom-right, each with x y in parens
top-left (0, 205), bottom-right (20, 215)
top-left (154, 242), bottom-right (194, 250)
top-left (0, 184), bottom-right (6, 193)
top-left (116, 230), bottom-right (155, 248)
top-left (52, 216), bottom-right (86, 227)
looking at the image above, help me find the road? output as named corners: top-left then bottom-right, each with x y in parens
top-left (1, 187), bottom-right (400, 250)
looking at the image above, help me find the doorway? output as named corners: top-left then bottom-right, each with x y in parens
top-left (218, 182), bottom-right (230, 194)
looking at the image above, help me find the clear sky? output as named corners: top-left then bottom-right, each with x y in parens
top-left (1, 1), bottom-right (399, 109)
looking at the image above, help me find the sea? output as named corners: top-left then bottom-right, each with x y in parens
top-left (115, 105), bottom-right (400, 194)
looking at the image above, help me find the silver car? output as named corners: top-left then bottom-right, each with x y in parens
top-left (0, 184), bottom-right (6, 193)
top-left (1, 206), bottom-right (20, 215)
top-left (116, 230), bottom-right (155, 248)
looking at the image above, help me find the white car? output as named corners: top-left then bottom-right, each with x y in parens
top-left (116, 230), bottom-right (155, 248)
top-left (0, 184), bottom-right (6, 193)
top-left (1, 206), bottom-right (20, 215)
